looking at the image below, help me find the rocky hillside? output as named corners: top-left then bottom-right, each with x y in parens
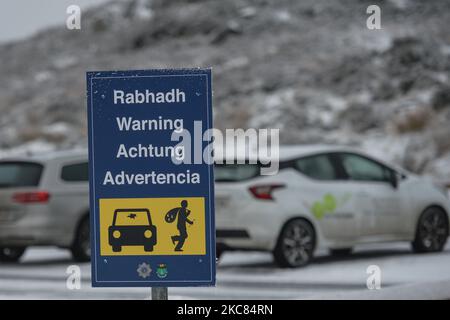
top-left (1, 0), bottom-right (450, 178)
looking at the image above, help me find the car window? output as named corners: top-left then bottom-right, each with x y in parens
top-left (339, 153), bottom-right (391, 182)
top-left (0, 162), bottom-right (43, 188)
top-left (295, 154), bottom-right (337, 180)
top-left (61, 162), bottom-right (89, 182)
top-left (214, 164), bottom-right (260, 182)
top-left (114, 210), bottom-right (150, 226)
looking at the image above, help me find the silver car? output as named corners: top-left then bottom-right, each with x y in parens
top-left (0, 150), bottom-right (90, 262)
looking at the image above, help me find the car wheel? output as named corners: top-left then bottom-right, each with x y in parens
top-left (330, 248), bottom-right (353, 256)
top-left (0, 247), bottom-right (27, 263)
top-left (71, 216), bottom-right (91, 262)
top-left (412, 207), bottom-right (449, 253)
top-left (144, 245), bottom-right (154, 252)
top-left (273, 219), bottom-right (315, 268)
top-left (112, 245), bottom-right (122, 252)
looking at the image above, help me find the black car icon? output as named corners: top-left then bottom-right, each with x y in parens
top-left (108, 208), bottom-right (157, 252)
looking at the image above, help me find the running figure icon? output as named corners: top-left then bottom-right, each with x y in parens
top-left (166, 200), bottom-right (194, 252)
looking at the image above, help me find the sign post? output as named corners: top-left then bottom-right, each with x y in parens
top-left (87, 69), bottom-right (215, 293)
top-left (152, 287), bottom-right (168, 300)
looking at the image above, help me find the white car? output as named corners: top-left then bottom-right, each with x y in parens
top-left (0, 150), bottom-right (90, 262)
top-left (215, 145), bottom-right (450, 267)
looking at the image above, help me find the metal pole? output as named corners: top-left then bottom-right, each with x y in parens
top-left (152, 287), bottom-right (168, 300)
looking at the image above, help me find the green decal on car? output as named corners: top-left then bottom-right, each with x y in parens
top-left (311, 193), bottom-right (351, 220)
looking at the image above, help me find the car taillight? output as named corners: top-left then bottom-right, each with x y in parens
top-left (12, 191), bottom-right (50, 204)
top-left (248, 184), bottom-right (285, 200)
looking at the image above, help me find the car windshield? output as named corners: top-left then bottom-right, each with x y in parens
top-left (0, 162), bottom-right (43, 188)
top-left (214, 163), bottom-right (260, 182)
top-left (114, 210), bottom-right (150, 226)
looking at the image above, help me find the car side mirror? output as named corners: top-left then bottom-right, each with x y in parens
top-left (389, 172), bottom-right (398, 189)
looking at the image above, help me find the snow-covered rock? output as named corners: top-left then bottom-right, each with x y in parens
top-left (0, 0), bottom-right (449, 178)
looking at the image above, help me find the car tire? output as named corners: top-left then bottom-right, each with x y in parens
top-left (412, 207), bottom-right (449, 253)
top-left (71, 216), bottom-right (91, 262)
top-left (330, 248), bottom-right (353, 256)
top-left (144, 245), bottom-right (154, 252)
top-left (112, 246), bottom-right (122, 252)
top-left (273, 219), bottom-right (315, 268)
top-left (0, 247), bottom-right (27, 263)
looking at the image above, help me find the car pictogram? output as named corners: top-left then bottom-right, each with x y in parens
top-left (108, 208), bottom-right (157, 252)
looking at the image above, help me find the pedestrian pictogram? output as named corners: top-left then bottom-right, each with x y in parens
top-left (166, 200), bottom-right (194, 252)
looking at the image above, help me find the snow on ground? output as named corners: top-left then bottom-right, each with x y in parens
top-left (0, 241), bottom-right (449, 299)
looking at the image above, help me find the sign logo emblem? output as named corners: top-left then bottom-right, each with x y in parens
top-left (156, 264), bottom-right (168, 279)
top-left (137, 263), bottom-right (152, 279)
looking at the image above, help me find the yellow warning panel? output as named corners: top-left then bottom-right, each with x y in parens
top-left (99, 197), bottom-right (206, 256)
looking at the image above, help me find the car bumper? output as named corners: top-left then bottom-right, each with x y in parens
top-left (0, 205), bottom-right (72, 247)
top-left (216, 229), bottom-right (250, 239)
top-left (216, 200), bottom-right (284, 251)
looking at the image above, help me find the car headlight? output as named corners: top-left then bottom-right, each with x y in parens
top-left (144, 230), bottom-right (152, 238)
top-left (113, 230), bottom-right (121, 238)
